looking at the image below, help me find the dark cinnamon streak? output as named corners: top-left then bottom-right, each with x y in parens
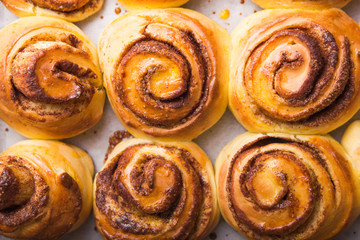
top-left (96, 144), bottom-right (210, 239)
top-left (31, 0), bottom-right (89, 12)
top-left (226, 136), bottom-right (330, 238)
top-left (0, 167), bottom-right (20, 210)
top-left (0, 155), bottom-right (83, 240)
top-left (10, 34), bottom-right (96, 122)
top-left (0, 156), bottom-right (49, 228)
top-left (114, 26), bottom-right (211, 129)
top-left (245, 23), bottom-right (354, 125)
top-left (28, 0), bottom-right (101, 16)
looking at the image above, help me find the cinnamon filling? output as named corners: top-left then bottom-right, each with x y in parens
top-left (244, 23), bottom-right (353, 125)
top-left (96, 144), bottom-right (213, 239)
top-left (114, 23), bottom-right (212, 128)
top-left (0, 155), bottom-right (82, 239)
top-left (0, 164), bottom-right (34, 211)
top-left (10, 35), bottom-right (98, 122)
top-left (31, 0), bottom-right (90, 11)
top-left (0, 156), bottom-right (48, 228)
top-left (226, 137), bottom-right (337, 237)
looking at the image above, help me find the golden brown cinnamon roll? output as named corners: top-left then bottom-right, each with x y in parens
top-left (117, 0), bottom-right (189, 10)
top-left (0, 140), bottom-right (94, 240)
top-left (252, 0), bottom-right (351, 9)
top-left (230, 8), bottom-right (360, 134)
top-left (216, 132), bottom-right (360, 240)
top-left (99, 9), bottom-right (230, 141)
top-left (1, 0), bottom-right (103, 22)
top-left (342, 120), bottom-right (360, 171)
top-left (0, 17), bottom-right (105, 139)
top-left (94, 138), bottom-right (219, 239)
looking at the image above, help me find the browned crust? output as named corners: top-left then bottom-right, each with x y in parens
top-left (0, 156), bottom-right (49, 231)
top-left (222, 135), bottom-right (354, 239)
top-left (0, 155), bottom-right (83, 240)
top-left (0, 166), bottom-right (20, 210)
top-left (95, 143), bottom-right (213, 239)
top-left (113, 30), bottom-right (211, 129)
top-left (7, 33), bottom-right (98, 123)
top-left (244, 23), bottom-right (352, 124)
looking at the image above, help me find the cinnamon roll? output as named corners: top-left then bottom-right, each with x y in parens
top-left (99, 8), bottom-right (230, 141)
top-left (0, 140), bottom-right (94, 240)
top-left (342, 120), bottom-right (360, 171)
top-left (0, 17), bottom-right (105, 139)
top-left (252, 0), bottom-right (351, 9)
top-left (117, 0), bottom-right (189, 10)
top-left (94, 138), bottom-right (219, 239)
top-left (1, 0), bottom-right (103, 22)
top-left (216, 132), bottom-right (360, 240)
top-left (230, 8), bottom-right (360, 134)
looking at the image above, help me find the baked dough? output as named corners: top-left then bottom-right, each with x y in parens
top-left (94, 138), bottom-right (219, 239)
top-left (99, 8), bottom-right (229, 141)
top-left (0, 17), bottom-right (105, 139)
top-left (0, 140), bottom-right (94, 239)
top-left (1, 0), bottom-right (103, 22)
top-left (216, 132), bottom-right (360, 240)
top-left (230, 8), bottom-right (360, 134)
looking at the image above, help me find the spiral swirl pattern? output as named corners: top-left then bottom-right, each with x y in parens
top-left (0, 0), bottom-right (103, 21)
top-left (216, 133), bottom-right (360, 240)
top-left (230, 9), bottom-right (360, 134)
top-left (94, 139), bottom-right (219, 240)
top-left (0, 17), bottom-right (105, 139)
top-left (0, 140), bottom-right (94, 240)
top-left (99, 9), bottom-right (229, 140)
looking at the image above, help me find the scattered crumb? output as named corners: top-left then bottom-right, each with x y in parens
top-left (94, 130), bottom-right (97, 134)
top-left (100, 16), bottom-right (103, 19)
top-left (212, 11), bottom-right (216, 14)
top-left (115, 7), bottom-right (121, 15)
top-left (104, 130), bottom-right (132, 162)
top-left (240, 0), bottom-right (245, 3)
top-left (116, 2), bottom-right (118, 5)
top-left (209, 232), bottom-right (217, 239)
top-left (83, 132), bottom-right (87, 135)
top-left (254, 9), bottom-right (257, 13)
top-left (5, 128), bottom-right (8, 132)
top-left (220, 9), bottom-right (230, 20)
top-left (240, 12), bottom-right (242, 15)
top-left (226, 23), bottom-right (230, 26)
top-left (94, 226), bottom-right (98, 232)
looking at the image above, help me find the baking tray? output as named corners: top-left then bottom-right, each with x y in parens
top-left (1, 0), bottom-right (360, 239)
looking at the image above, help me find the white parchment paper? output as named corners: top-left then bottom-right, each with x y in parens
top-left (1, 0), bottom-right (360, 239)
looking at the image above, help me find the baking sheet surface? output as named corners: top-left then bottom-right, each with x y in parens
top-left (1, 0), bottom-right (360, 239)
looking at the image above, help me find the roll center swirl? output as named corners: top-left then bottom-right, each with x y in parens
top-left (231, 144), bottom-right (317, 235)
top-left (114, 156), bottom-right (183, 214)
top-left (261, 29), bottom-right (324, 100)
top-left (11, 41), bottom-right (96, 104)
top-left (246, 161), bottom-right (289, 209)
top-left (243, 24), bottom-right (351, 122)
top-left (145, 63), bottom-right (187, 101)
